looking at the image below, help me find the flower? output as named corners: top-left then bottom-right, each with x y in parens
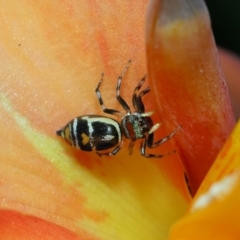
top-left (0, 0), bottom-right (239, 239)
top-left (169, 121), bottom-right (240, 239)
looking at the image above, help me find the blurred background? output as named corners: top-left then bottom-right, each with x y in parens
top-left (205, 0), bottom-right (240, 119)
top-left (205, 0), bottom-right (240, 56)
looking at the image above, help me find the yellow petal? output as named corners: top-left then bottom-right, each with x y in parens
top-left (169, 120), bottom-right (240, 239)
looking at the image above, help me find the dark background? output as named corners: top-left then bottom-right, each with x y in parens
top-left (205, 1), bottom-right (240, 119)
top-left (205, 0), bottom-right (240, 56)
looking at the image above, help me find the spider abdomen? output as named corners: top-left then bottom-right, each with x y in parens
top-left (57, 115), bottom-right (122, 152)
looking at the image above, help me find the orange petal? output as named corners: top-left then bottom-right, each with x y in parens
top-left (169, 120), bottom-right (240, 239)
top-left (0, 1), bottom-right (189, 239)
top-left (219, 48), bottom-right (240, 119)
top-left (146, 0), bottom-right (236, 194)
top-left (0, 210), bottom-right (82, 240)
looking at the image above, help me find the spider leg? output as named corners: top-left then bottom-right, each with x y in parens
top-left (140, 125), bottom-right (182, 158)
top-left (140, 137), bottom-right (176, 158)
top-left (132, 74), bottom-right (149, 113)
top-left (116, 60), bottom-right (132, 113)
top-left (134, 87), bottom-right (150, 113)
top-left (148, 125), bottom-right (182, 148)
top-left (95, 73), bottom-right (122, 117)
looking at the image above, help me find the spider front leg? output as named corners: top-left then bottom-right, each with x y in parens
top-left (149, 124), bottom-right (182, 148)
top-left (140, 137), bottom-right (174, 158)
top-left (95, 73), bottom-right (121, 117)
top-left (140, 125), bottom-right (181, 158)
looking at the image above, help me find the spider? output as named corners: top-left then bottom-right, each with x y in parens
top-left (56, 60), bottom-right (181, 157)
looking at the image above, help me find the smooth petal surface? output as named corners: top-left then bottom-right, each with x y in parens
top-left (219, 48), bottom-right (240, 119)
top-left (0, 210), bottom-right (81, 240)
top-left (169, 120), bottom-right (240, 240)
top-left (0, 1), bottom-right (190, 239)
top-left (146, 0), bottom-right (236, 194)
